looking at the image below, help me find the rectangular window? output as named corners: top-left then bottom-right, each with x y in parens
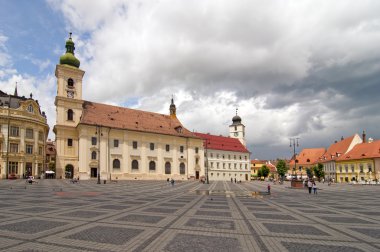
top-left (166, 144), bottom-right (170, 152)
top-left (10, 126), bottom-right (19, 137)
top-left (196, 158), bottom-right (199, 165)
top-left (26, 128), bottom-right (34, 139)
top-left (38, 131), bottom-right (44, 141)
top-left (8, 162), bottom-right (18, 174)
top-left (10, 143), bottom-right (18, 153)
top-left (216, 162), bottom-right (219, 168)
top-left (133, 141), bottom-right (138, 149)
top-left (360, 164), bottom-right (364, 173)
top-left (38, 146), bottom-right (43, 155)
top-left (68, 139), bottom-right (73, 147)
top-left (195, 147), bottom-right (199, 154)
top-left (26, 145), bottom-right (33, 154)
top-left (114, 139), bottom-right (119, 148)
top-left (180, 146), bottom-right (184, 153)
top-left (150, 143), bottom-right (154, 150)
top-left (368, 164), bottom-right (372, 172)
top-left (351, 165), bottom-right (354, 173)
top-left (91, 137), bottom-right (97, 146)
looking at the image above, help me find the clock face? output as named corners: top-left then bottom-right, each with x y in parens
top-left (234, 132), bottom-right (238, 137)
top-left (67, 91), bottom-right (74, 98)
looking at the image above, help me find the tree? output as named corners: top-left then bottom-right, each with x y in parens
top-left (276, 160), bottom-right (287, 180)
top-left (257, 169), bottom-right (263, 179)
top-left (261, 165), bottom-right (270, 178)
top-left (306, 168), bottom-right (313, 179)
top-left (313, 163), bottom-right (325, 181)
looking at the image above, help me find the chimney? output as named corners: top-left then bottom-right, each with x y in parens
top-left (362, 130), bottom-right (366, 143)
top-left (341, 136), bottom-right (344, 141)
top-left (334, 140), bottom-right (337, 143)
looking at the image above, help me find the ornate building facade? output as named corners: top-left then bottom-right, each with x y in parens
top-left (195, 114), bottom-right (251, 182)
top-left (54, 35), bottom-right (204, 180)
top-left (0, 89), bottom-right (49, 179)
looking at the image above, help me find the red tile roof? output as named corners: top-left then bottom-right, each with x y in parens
top-left (194, 132), bottom-right (250, 153)
top-left (80, 101), bottom-right (199, 139)
top-left (319, 135), bottom-right (358, 162)
top-left (251, 160), bottom-right (266, 165)
top-left (289, 148), bottom-right (326, 166)
top-left (337, 140), bottom-right (380, 161)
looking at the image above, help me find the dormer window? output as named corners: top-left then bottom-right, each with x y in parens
top-left (68, 78), bottom-right (74, 88)
top-left (175, 126), bottom-right (183, 133)
top-left (27, 104), bottom-right (34, 113)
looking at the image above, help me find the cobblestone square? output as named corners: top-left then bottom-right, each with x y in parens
top-left (0, 179), bottom-right (379, 251)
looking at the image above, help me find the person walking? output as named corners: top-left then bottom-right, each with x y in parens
top-left (307, 180), bottom-right (313, 194)
top-left (313, 181), bottom-right (317, 194)
top-left (267, 184), bottom-right (271, 194)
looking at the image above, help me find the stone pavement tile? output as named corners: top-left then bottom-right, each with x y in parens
top-left (332, 225), bottom-right (380, 244)
top-left (315, 216), bottom-right (376, 225)
top-left (297, 209), bottom-right (338, 214)
top-left (249, 220), bottom-right (355, 241)
top-left (252, 213), bottom-right (297, 221)
top-left (261, 237), bottom-right (379, 252)
top-left (169, 216), bottom-right (250, 234)
top-left (0, 217), bottom-right (84, 240)
top-left (95, 204), bottom-right (131, 211)
top-left (142, 229), bottom-right (260, 252)
top-left (2, 242), bottom-right (96, 252)
top-left (56, 210), bottom-right (112, 220)
top-left (0, 237), bottom-right (24, 251)
top-left (37, 223), bottom-right (159, 252)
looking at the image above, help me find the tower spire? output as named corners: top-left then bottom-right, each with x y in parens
top-left (14, 82), bottom-right (18, 96)
top-left (169, 95), bottom-right (176, 118)
top-left (59, 32), bottom-right (80, 68)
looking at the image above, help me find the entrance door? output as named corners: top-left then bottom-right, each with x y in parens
top-left (91, 168), bottom-right (97, 178)
top-left (245, 174), bottom-right (248, 181)
top-left (26, 163), bottom-right (32, 177)
top-left (195, 171), bottom-right (199, 179)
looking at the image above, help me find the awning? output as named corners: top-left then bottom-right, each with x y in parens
top-left (45, 171), bottom-right (55, 174)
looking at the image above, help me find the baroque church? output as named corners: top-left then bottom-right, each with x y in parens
top-left (54, 34), bottom-right (204, 180)
top-left (54, 34), bottom-right (250, 181)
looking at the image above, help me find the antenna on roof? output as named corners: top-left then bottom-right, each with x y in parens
top-left (69, 32), bottom-right (72, 39)
top-left (236, 107), bottom-right (238, 116)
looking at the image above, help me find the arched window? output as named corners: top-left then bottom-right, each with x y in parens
top-left (179, 162), bottom-right (185, 174)
top-left (132, 160), bottom-right (138, 170)
top-left (165, 162), bottom-right (171, 174)
top-left (67, 109), bottom-right (73, 121)
top-left (149, 161), bottom-right (156, 171)
top-left (68, 78), bottom-right (74, 88)
top-left (113, 159), bottom-right (120, 169)
top-left (91, 151), bottom-right (97, 160)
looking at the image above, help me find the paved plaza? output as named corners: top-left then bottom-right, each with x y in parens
top-left (0, 179), bottom-right (379, 252)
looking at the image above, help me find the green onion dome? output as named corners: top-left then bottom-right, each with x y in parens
top-left (59, 33), bottom-right (80, 68)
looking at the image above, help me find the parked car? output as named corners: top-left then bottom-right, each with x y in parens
top-left (8, 174), bottom-right (17, 180)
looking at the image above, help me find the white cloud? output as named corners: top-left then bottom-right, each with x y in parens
top-left (37, 0), bottom-right (380, 158)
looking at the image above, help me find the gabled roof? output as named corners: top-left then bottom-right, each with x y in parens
top-left (289, 148), bottom-right (326, 166)
top-left (319, 135), bottom-right (358, 162)
top-left (194, 132), bottom-right (250, 153)
top-left (251, 160), bottom-right (266, 165)
top-left (80, 101), bottom-right (198, 139)
top-left (337, 140), bottom-right (380, 161)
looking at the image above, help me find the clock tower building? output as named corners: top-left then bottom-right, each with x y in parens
top-left (53, 33), bottom-right (85, 179)
top-left (229, 111), bottom-right (246, 147)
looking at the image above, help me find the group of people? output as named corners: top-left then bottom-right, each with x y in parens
top-left (305, 179), bottom-right (318, 194)
top-left (167, 178), bottom-right (175, 186)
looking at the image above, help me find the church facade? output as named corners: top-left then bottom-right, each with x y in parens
top-left (0, 89), bottom-right (49, 179)
top-left (54, 35), bottom-right (204, 181)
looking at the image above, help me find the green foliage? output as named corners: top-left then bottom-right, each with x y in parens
top-left (261, 165), bottom-right (270, 178)
top-left (276, 160), bottom-right (288, 178)
top-left (306, 168), bottom-right (313, 178)
top-left (257, 168), bottom-right (263, 178)
top-left (313, 163), bottom-right (325, 181)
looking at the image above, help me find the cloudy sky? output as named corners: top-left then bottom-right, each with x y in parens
top-left (1, 0), bottom-right (379, 159)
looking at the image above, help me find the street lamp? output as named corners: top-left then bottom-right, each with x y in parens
top-left (205, 140), bottom-right (210, 184)
top-left (289, 138), bottom-right (300, 180)
top-left (95, 125), bottom-right (102, 184)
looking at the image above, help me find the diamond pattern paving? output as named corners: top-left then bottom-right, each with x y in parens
top-left (0, 219), bottom-right (67, 234)
top-left (281, 242), bottom-right (365, 252)
top-left (164, 233), bottom-right (241, 252)
top-left (65, 226), bottom-right (143, 245)
top-left (185, 218), bottom-right (235, 230)
top-left (263, 223), bottom-right (328, 235)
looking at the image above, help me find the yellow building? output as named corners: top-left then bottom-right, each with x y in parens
top-left (0, 89), bottom-right (49, 179)
top-left (250, 160), bottom-right (265, 179)
top-left (336, 139), bottom-right (380, 183)
top-left (54, 34), bottom-right (204, 180)
top-left (288, 148), bottom-right (326, 179)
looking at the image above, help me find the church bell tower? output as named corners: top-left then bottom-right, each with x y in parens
top-left (229, 109), bottom-right (246, 147)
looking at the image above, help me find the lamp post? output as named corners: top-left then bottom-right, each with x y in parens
top-left (96, 125), bottom-right (101, 184)
top-left (204, 140), bottom-right (210, 184)
top-left (289, 138), bottom-right (299, 180)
